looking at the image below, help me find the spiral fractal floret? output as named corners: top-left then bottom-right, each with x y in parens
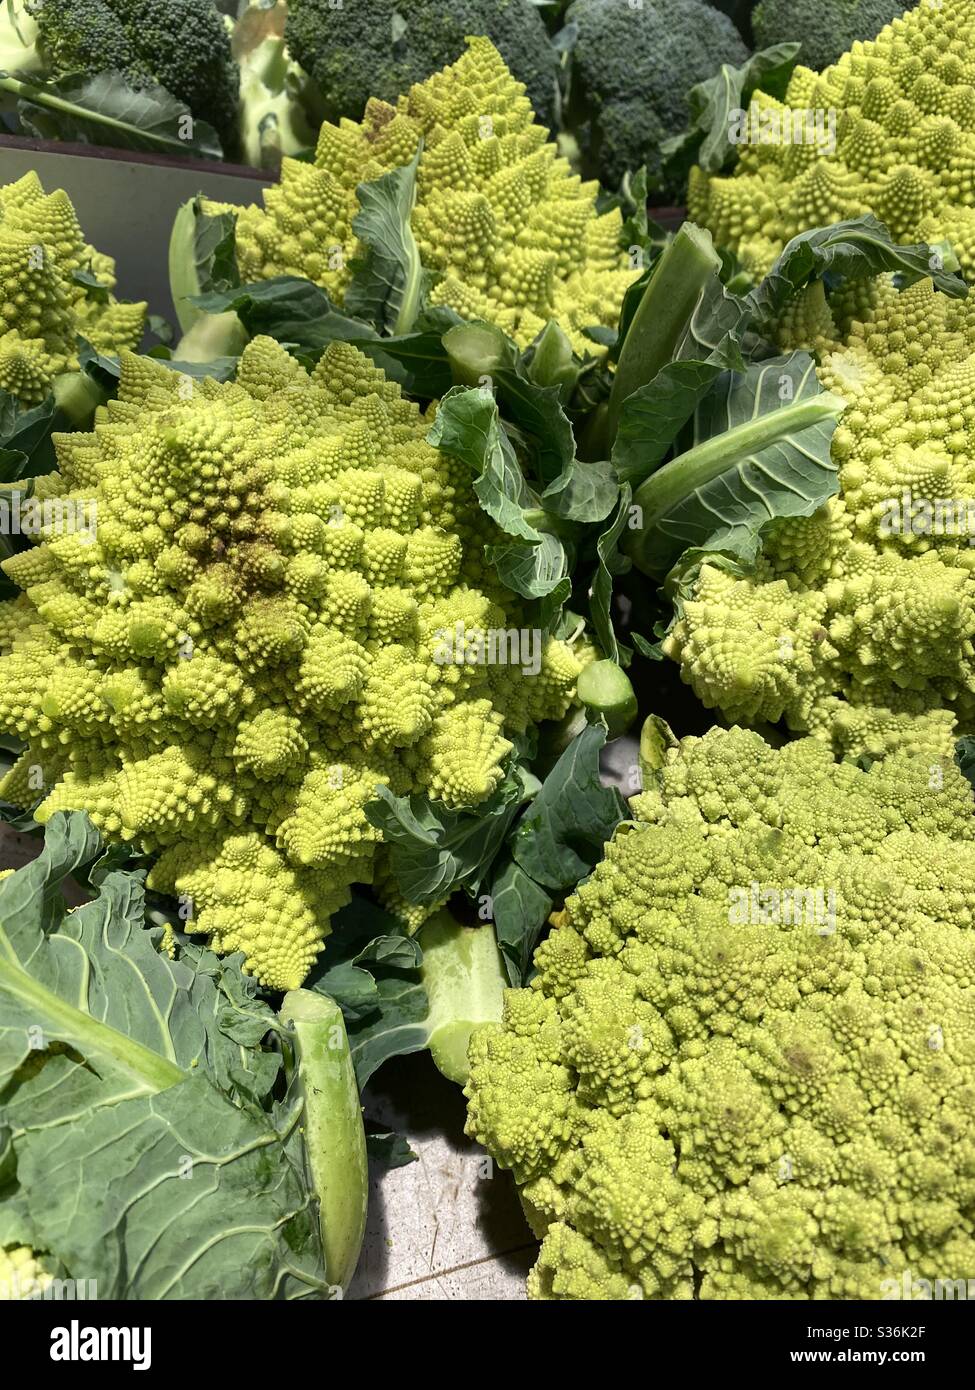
top-left (0, 172), bottom-right (146, 406)
top-left (465, 726), bottom-right (975, 1300)
top-left (663, 273), bottom-right (975, 761)
top-left (0, 337), bottom-right (581, 990)
top-left (689, 0), bottom-right (975, 281)
top-left (0, 1244), bottom-right (53, 1300)
top-left (219, 36), bottom-right (638, 354)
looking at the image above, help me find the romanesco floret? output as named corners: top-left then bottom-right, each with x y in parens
top-left (690, 0), bottom-right (975, 281)
top-left (663, 272), bottom-right (975, 761)
top-left (0, 172), bottom-right (146, 407)
top-left (224, 37), bottom-right (638, 355)
top-left (0, 1244), bottom-right (53, 1299)
top-left (0, 337), bottom-right (581, 991)
top-left (465, 725), bottom-right (975, 1301)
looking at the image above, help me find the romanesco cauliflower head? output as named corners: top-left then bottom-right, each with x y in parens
top-left (0, 336), bottom-right (581, 991)
top-left (0, 172), bottom-right (146, 406)
top-left (225, 37), bottom-right (638, 355)
top-left (465, 725), bottom-right (975, 1300)
top-left (690, 0), bottom-right (975, 281)
top-left (664, 272), bottom-right (975, 761)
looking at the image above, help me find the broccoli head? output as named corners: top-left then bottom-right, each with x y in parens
top-left (285, 0), bottom-right (559, 132)
top-left (690, 0), bottom-right (975, 279)
top-left (752, 0), bottom-right (918, 74)
top-left (25, 0), bottom-right (241, 157)
top-left (0, 171), bottom-right (146, 407)
top-left (0, 336), bottom-right (582, 991)
top-left (562, 0), bottom-right (749, 192)
top-left (226, 37), bottom-right (638, 354)
top-left (466, 724), bottom-right (975, 1300)
top-left (662, 271), bottom-right (975, 763)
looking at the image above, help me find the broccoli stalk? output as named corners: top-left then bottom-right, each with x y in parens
top-left (279, 990), bottom-right (368, 1293)
top-left (237, 33), bottom-right (316, 167)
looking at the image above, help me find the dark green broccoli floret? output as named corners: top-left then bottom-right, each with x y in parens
top-left (285, 0), bottom-right (560, 131)
top-left (25, 0), bottom-right (240, 156)
top-left (752, 0), bottom-right (918, 72)
top-left (563, 0), bottom-right (749, 192)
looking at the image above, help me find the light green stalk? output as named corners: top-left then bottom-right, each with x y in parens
top-left (279, 989), bottom-right (368, 1294)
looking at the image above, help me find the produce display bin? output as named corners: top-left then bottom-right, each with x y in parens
top-left (0, 136), bottom-right (270, 319)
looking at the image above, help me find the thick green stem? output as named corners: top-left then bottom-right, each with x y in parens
top-left (622, 390), bottom-right (847, 575)
top-left (605, 223), bottom-right (722, 448)
top-left (420, 913), bottom-right (507, 1085)
top-left (172, 311), bottom-right (249, 364)
top-left (577, 660), bottom-right (638, 739)
top-left (444, 322), bottom-right (513, 387)
top-left (169, 199), bottom-right (205, 338)
top-left (521, 506), bottom-right (580, 540)
top-left (279, 989), bottom-right (368, 1295)
top-left (52, 369), bottom-right (105, 426)
top-left (394, 155), bottom-right (425, 337)
top-left (168, 199), bottom-right (250, 358)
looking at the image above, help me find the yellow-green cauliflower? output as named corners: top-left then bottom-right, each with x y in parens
top-left (691, 0), bottom-right (975, 281)
top-left (0, 337), bottom-right (582, 990)
top-left (217, 36), bottom-right (638, 355)
top-left (663, 271), bottom-right (975, 761)
top-left (0, 171), bottom-right (145, 406)
top-left (466, 725), bottom-right (975, 1300)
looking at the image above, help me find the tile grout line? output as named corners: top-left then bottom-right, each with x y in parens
top-left (359, 1242), bottom-right (539, 1299)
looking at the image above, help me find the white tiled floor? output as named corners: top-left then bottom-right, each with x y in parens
top-left (350, 1054), bottom-right (534, 1300)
